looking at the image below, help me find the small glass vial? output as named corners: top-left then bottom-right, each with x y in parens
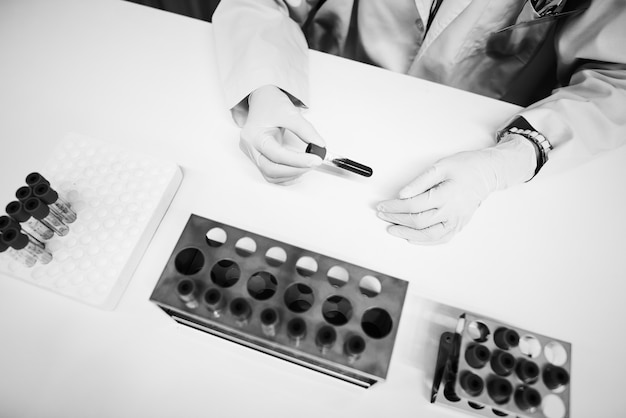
top-left (260, 307), bottom-right (280, 337)
top-left (1, 227), bottom-right (52, 265)
top-left (32, 183), bottom-right (77, 224)
top-left (287, 317), bottom-right (307, 347)
top-left (5, 201), bottom-right (54, 241)
top-left (24, 198), bottom-right (69, 237)
top-left (0, 232), bottom-right (37, 267)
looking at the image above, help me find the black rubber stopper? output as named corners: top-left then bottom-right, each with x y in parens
top-left (5, 201), bottom-right (29, 222)
top-left (305, 143), bottom-right (327, 160)
top-left (516, 359), bottom-right (540, 383)
top-left (229, 297), bottom-right (251, 321)
top-left (344, 335), bottom-right (366, 357)
top-left (24, 198), bottom-right (50, 220)
top-left (287, 317), bottom-right (307, 339)
top-left (543, 365), bottom-right (570, 389)
top-left (16, 186), bottom-right (33, 202)
top-left (490, 350), bottom-right (516, 376)
top-left (460, 371), bottom-right (484, 397)
top-left (0, 215), bottom-right (20, 233)
top-left (465, 343), bottom-right (490, 368)
top-left (32, 183), bottom-right (59, 205)
top-left (515, 385), bottom-right (542, 411)
top-left (25, 172), bottom-right (50, 188)
top-left (1, 228), bottom-right (28, 250)
top-left (494, 327), bottom-right (520, 350)
top-left (487, 377), bottom-right (513, 404)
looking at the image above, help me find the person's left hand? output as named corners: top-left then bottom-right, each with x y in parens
top-left (376, 136), bottom-right (537, 244)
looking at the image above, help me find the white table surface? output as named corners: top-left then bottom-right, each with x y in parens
top-left (1, 1), bottom-right (625, 417)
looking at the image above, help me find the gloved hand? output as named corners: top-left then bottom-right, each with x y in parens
top-left (376, 135), bottom-right (537, 244)
top-left (238, 85), bottom-right (326, 184)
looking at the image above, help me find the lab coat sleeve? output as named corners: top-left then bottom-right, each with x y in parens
top-left (212, 0), bottom-right (314, 123)
top-left (515, 1), bottom-right (626, 159)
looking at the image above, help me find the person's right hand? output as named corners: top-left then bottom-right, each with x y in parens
top-left (239, 85), bottom-right (326, 184)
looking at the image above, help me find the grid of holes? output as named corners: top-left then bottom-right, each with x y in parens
top-left (173, 226), bottom-right (395, 346)
top-left (456, 320), bottom-right (570, 418)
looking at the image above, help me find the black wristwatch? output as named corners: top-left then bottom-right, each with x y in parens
top-left (497, 116), bottom-right (552, 178)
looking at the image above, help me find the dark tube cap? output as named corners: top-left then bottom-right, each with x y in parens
top-left (305, 143), bottom-right (327, 160)
top-left (32, 183), bottom-right (59, 205)
top-left (25, 172), bottom-right (50, 188)
top-left (0, 215), bottom-right (21, 233)
top-left (16, 186), bottom-right (34, 202)
top-left (24, 198), bottom-right (50, 220)
top-left (1, 228), bottom-right (29, 250)
top-left (5, 201), bottom-right (29, 222)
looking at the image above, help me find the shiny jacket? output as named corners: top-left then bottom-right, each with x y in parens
top-left (213, 0), bottom-right (626, 157)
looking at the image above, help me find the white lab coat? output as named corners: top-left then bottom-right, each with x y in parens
top-left (213, 0), bottom-right (626, 158)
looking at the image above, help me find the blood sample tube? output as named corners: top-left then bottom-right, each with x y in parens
top-left (5, 201), bottom-right (54, 241)
top-left (32, 183), bottom-right (76, 224)
top-left (1, 227), bottom-right (52, 264)
top-left (0, 215), bottom-right (45, 247)
top-left (24, 198), bottom-right (69, 237)
top-left (0, 232), bottom-right (37, 267)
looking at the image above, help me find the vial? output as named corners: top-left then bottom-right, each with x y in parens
top-left (0, 231), bottom-right (37, 267)
top-left (32, 183), bottom-right (76, 224)
top-left (24, 198), bottom-right (69, 237)
top-left (1, 227), bottom-right (52, 265)
top-left (315, 325), bottom-right (337, 354)
top-left (5, 201), bottom-right (54, 241)
top-left (0, 215), bottom-right (45, 247)
top-left (176, 278), bottom-right (198, 309)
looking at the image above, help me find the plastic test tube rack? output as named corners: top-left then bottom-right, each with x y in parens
top-left (0, 134), bottom-right (182, 309)
top-left (431, 312), bottom-right (571, 418)
top-left (150, 215), bottom-right (409, 387)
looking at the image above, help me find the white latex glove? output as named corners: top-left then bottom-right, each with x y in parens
top-left (239, 85), bottom-right (326, 184)
top-left (376, 135), bottom-right (537, 244)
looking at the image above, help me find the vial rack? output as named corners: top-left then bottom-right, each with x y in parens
top-left (0, 134), bottom-right (182, 310)
top-left (150, 215), bottom-right (409, 387)
top-left (431, 312), bottom-right (571, 418)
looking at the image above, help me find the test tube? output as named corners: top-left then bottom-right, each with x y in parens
top-left (0, 231), bottom-right (37, 267)
top-left (176, 278), bottom-right (198, 309)
top-left (25, 172), bottom-right (50, 188)
top-left (24, 198), bottom-right (69, 237)
top-left (305, 143), bottom-right (373, 177)
top-left (1, 227), bottom-right (52, 265)
top-left (5, 201), bottom-right (54, 241)
top-left (0, 215), bottom-right (44, 247)
top-left (32, 183), bottom-right (76, 224)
